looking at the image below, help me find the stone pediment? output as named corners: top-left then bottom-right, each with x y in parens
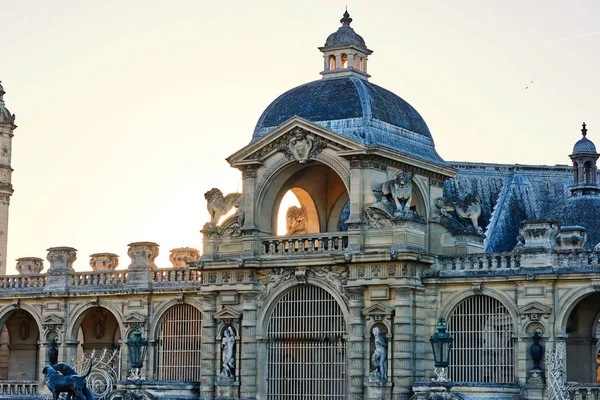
top-left (227, 117), bottom-right (361, 165)
top-left (42, 315), bottom-right (64, 326)
top-left (518, 301), bottom-right (551, 321)
top-left (362, 303), bottom-right (395, 321)
top-left (213, 307), bottom-right (242, 321)
top-left (123, 312), bottom-right (146, 325)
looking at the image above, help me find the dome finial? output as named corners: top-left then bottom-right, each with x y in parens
top-left (0, 81), bottom-right (5, 102)
top-left (582, 122), bottom-right (588, 137)
top-left (340, 9), bottom-right (352, 26)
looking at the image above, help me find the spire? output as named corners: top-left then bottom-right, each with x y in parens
top-left (340, 10), bottom-right (352, 26)
top-left (582, 122), bottom-right (588, 137)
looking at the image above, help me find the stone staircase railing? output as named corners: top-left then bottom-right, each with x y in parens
top-left (261, 233), bottom-right (349, 256)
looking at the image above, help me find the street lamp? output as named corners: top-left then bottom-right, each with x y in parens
top-left (430, 316), bottom-right (454, 382)
top-left (126, 325), bottom-right (148, 380)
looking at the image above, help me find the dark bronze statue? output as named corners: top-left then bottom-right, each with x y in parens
top-left (42, 358), bottom-right (95, 400)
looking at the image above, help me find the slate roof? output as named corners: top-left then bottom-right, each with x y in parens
top-left (446, 162), bottom-right (600, 252)
top-left (253, 76), bottom-right (446, 165)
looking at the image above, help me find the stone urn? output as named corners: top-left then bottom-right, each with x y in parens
top-left (89, 253), bottom-right (119, 271)
top-left (127, 242), bottom-right (159, 270)
top-left (519, 221), bottom-right (559, 250)
top-left (46, 247), bottom-right (77, 272)
top-left (555, 226), bottom-right (588, 250)
top-left (169, 247), bottom-right (200, 267)
top-left (16, 257), bottom-right (44, 274)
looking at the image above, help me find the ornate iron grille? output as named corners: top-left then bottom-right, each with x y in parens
top-left (156, 304), bottom-right (202, 381)
top-left (447, 295), bottom-right (515, 383)
top-left (267, 285), bottom-right (347, 399)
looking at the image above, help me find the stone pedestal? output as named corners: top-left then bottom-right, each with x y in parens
top-left (412, 382), bottom-right (522, 400)
top-left (365, 381), bottom-right (393, 400)
top-left (45, 247), bottom-right (77, 291)
top-left (126, 242), bottom-right (158, 289)
top-left (215, 380), bottom-right (239, 400)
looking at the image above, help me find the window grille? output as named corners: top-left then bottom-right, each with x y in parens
top-left (267, 285), bottom-right (346, 399)
top-left (447, 295), bottom-right (515, 383)
top-left (156, 304), bottom-right (202, 381)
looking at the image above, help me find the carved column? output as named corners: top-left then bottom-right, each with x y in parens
top-left (199, 292), bottom-right (218, 400)
top-left (45, 247), bottom-right (77, 291)
top-left (347, 287), bottom-right (365, 400)
top-left (240, 293), bottom-right (258, 400)
top-left (391, 286), bottom-right (423, 400)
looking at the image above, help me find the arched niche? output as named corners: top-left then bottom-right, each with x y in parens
top-left (0, 309), bottom-right (41, 380)
top-left (75, 307), bottom-right (121, 354)
top-left (260, 161), bottom-right (349, 235)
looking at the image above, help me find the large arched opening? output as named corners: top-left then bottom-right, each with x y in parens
top-left (74, 307), bottom-right (121, 362)
top-left (446, 295), bottom-right (516, 383)
top-left (0, 309), bottom-right (40, 380)
top-left (265, 284), bottom-right (347, 399)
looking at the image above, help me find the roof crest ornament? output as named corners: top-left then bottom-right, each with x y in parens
top-left (340, 10), bottom-right (352, 26)
top-left (582, 122), bottom-right (588, 137)
top-left (0, 81), bottom-right (5, 102)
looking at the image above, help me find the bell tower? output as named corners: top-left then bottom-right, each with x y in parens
top-left (0, 82), bottom-right (16, 275)
top-left (569, 122), bottom-right (600, 197)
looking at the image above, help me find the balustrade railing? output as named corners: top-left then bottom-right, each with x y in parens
top-left (435, 252), bottom-right (520, 273)
top-left (154, 268), bottom-right (201, 283)
top-left (0, 381), bottom-right (39, 396)
top-left (0, 275), bottom-right (46, 289)
top-left (72, 270), bottom-right (128, 286)
top-left (261, 233), bottom-right (349, 255)
top-left (557, 250), bottom-right (600, 269)
top-left (568, 384), bottom-right (600, 400)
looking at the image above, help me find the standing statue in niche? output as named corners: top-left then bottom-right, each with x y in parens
top-left (219, 326), bottom-right (236, 381)
top-left (47, 337), bottom-right (59, 366)
top-left (370, 327), bottom-right (388, 383)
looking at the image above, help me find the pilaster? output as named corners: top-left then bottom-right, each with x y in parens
top-left (240, 293), bottom-right (258, 400)
top-left (347, 287), bottom-right (365, 400)
top-left (200, 292), bottom-right (218, 400)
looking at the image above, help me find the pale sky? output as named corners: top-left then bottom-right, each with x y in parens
top-left (1, 0), bottom-right (599, 274)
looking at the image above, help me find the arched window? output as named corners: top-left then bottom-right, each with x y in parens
top-left (585, 161), bottom-right (593, 184)
top-left (329, 55), bottom-right (336, 70)
top-left (341, 53), bottom-right (348, 68)
top-left (447, 295), bottom-right (515, 383)
top-left (156, 304), bottom-right (202, 381)
top-left (266, 285), bottom-right (346, 399)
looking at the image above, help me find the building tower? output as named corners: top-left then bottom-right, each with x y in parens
top-left (569, 122), bottom-right (600, 197)
top-left (0, 82), bottom-right (16, 275)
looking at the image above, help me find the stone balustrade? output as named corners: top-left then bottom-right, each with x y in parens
top-left (261, 233), bottom-right (349, 255)
top-left (556, 250), bottom-right (600, 269)
top-left (72, 270), bottom-right (128, 287)
top-left (0, 381), bottom-right (39, 396)
top-left (568, 384), bottom-right (600, 400)
top-left (0, 274), bottom-right (46, 289)
top-left (153, 268), bottom-right (201, 283)
top-left (435, 252), bottom-right (521, 273)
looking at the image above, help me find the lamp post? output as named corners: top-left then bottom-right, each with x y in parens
top-left (430, 316), bottom-right (454, 382)
top-left (126, 325), bottom-right (148, 380)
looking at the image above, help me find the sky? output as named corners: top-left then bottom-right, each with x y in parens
top-left (1, 0), bottom-right (599, 274)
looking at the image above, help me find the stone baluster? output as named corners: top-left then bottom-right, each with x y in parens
top-left (240, 294), bottom-right (258, 399)
top-left (169, 247), bottom-right (200, 267)
top-left (346, 287), bottom-right (365, 400)
top-left (199, 292), bottom-right (217, 400)
top-left (126, 242), bottom-right (158, 289)
top-left (45, 247), bottom-right (77, 291)
top-left (89, 253), bottom-right (119, 271)
top-left (16, 257), bottom-right (44, 274)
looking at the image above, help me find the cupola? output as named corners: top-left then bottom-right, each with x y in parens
top-left (569, 122), bottom-right (600, 196)
top-left (318, 11), bottom-right (373, 80)
top-left (0, 82), bottom-right (16, 126)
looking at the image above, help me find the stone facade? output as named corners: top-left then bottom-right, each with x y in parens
top-left (0, 11), bottom-right (599, 400)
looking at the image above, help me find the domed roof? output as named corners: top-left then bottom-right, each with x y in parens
top-left (572, 123), bottom-right (597, 154)
top-left (324, 11), bottom-right (367, 49)
top-left (253, 76), bottom-right (446, 165)
top-left (0, 82), bottom-right (15, 125)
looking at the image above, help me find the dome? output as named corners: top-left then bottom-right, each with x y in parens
top-left (253, 76), bottom-right (446, 165)
top-left (0, 82), bottom-right (15, 125)
top-left (324, 11), bottom-right (366, 49)
top-left (573, 137), bottom-right (596, 153)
